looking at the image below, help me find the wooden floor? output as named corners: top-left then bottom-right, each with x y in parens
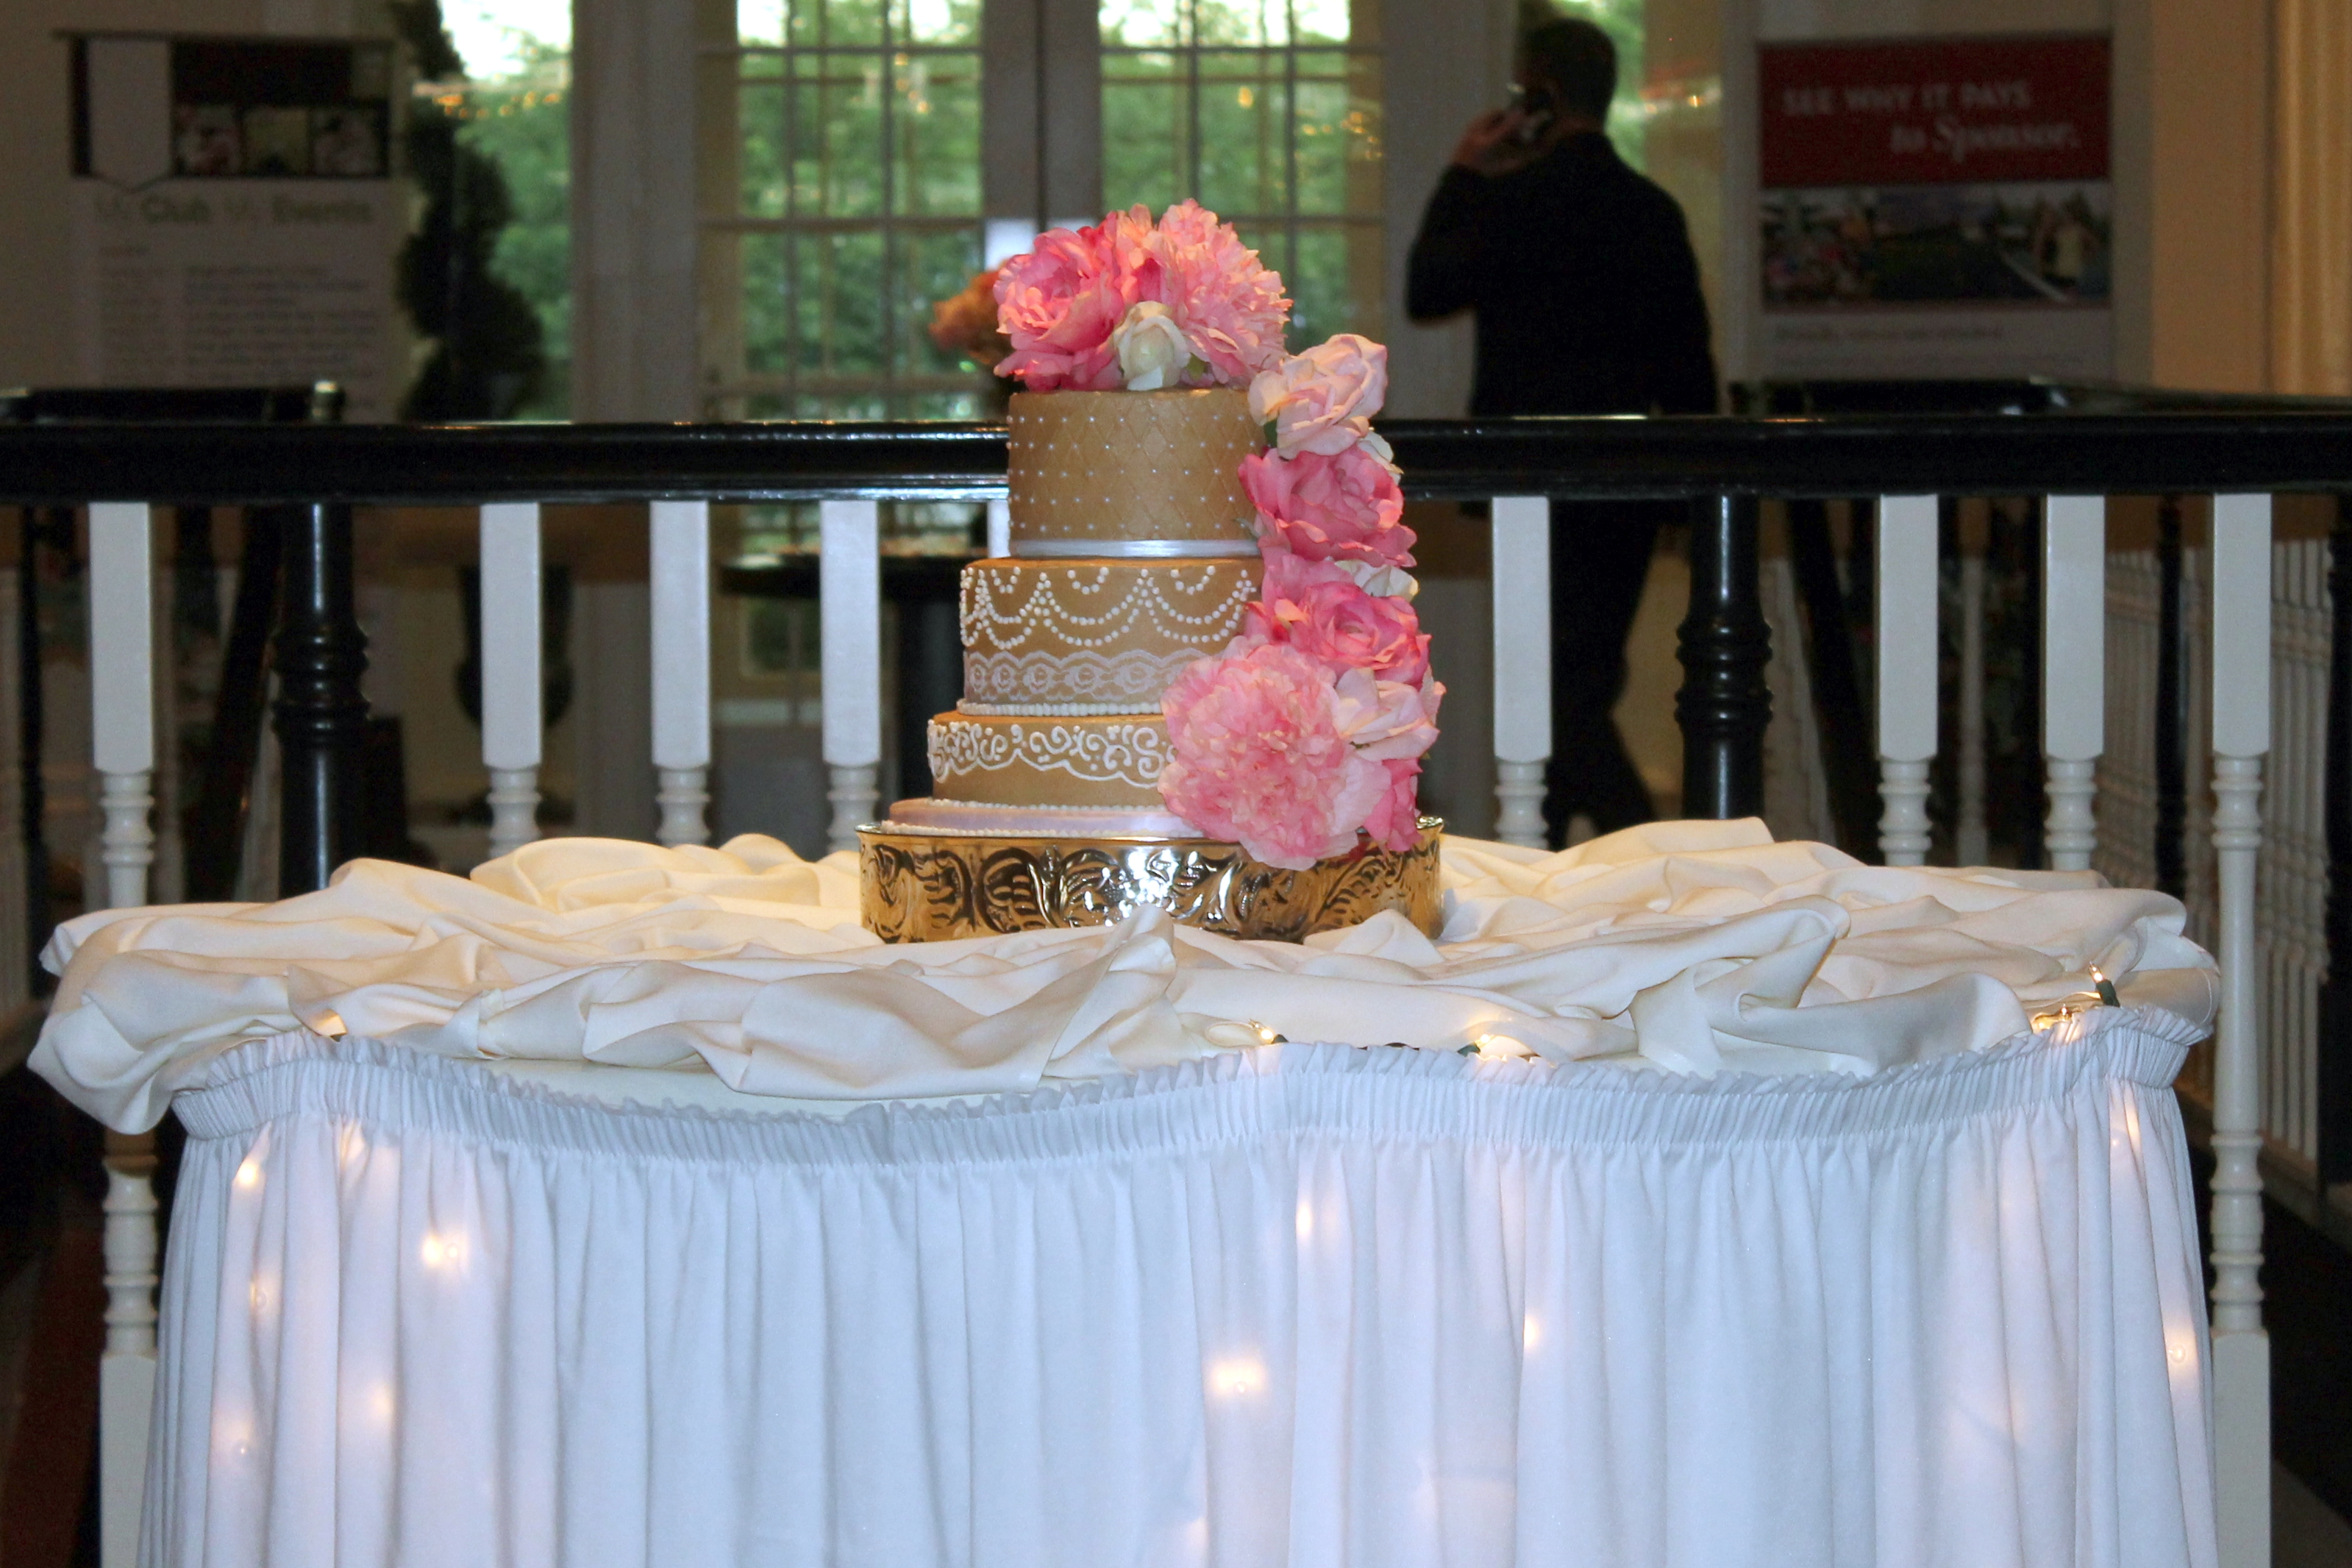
top-left (0, 1044), bottom-right (103, 1568)
top-left (2281, 1462), bottom-right (2352, 1568)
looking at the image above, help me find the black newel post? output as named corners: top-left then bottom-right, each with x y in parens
top-left (1676, 494), bottom-right (1772, 819)
top-left (2153, 495), bottom-right (2187, 897)
top-left (18, 509), bottom-right (51, 994)
top-left (273, 504), bottom-right (369, 896)
top-left (2319, 494), bottom-right (2352, 1186)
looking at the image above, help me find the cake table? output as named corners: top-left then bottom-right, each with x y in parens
top-left (32, 825), bottom-right (2225, 1568)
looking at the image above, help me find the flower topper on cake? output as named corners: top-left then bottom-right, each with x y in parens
top-left (992, 202), bottom-right (1291, 391)
top-left (993, 207), bottom-right (1439, 869)
top-left (1163, 335), bottom-right (1441, 869)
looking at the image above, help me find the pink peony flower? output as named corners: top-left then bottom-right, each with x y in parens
top-left (1245, 546), bottom-right (1431, 685)
top-left (1249, 335), bottom-right (1388, 455)
top-left (1360, 758), bottom-right (1425, 852)
top-left (1151, 200), bottom-right (1291, 386)
top-left (1158, 644), bottom-right (1387, 869)
top-left (992, 209), bottom-right (1160, 391)
top-left (1239, 444), bottom-right (1415, 568)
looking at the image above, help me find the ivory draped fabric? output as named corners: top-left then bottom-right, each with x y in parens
top-left (32, 822), bottom-right (2214, 1131)
top-left (150, 1019), bottom-right (2217, 1568)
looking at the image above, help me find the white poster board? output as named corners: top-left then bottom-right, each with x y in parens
top-left (65, 35), bottom-right (406, 420)
top-left (1754, 35), bottom-right (2114, 382)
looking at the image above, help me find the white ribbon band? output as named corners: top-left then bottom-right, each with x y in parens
top-left (1010, 538), bottom-right (1261, 559)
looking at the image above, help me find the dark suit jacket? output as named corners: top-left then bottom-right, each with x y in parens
top-left (1406, 132), bottom-right (1718, 416)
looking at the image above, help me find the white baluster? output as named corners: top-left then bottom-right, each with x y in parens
top-left (89, 502), bottom-right (157, 1568)
top-left (90, 503), bottom-right (154, 910)
top-left (149, 555), bottom-right (183, 904)
top-left (986, 497), bottom-right (1011, 560)
top-left (2042, 495), bottom-right (2106, 871)
top-left (1875, 495), bottom-right (1937, 865)
top-left (2209, 492), bottom-right (2271, 1568)
top-left (821, 499), bottom-right (882, 851)
top-left (1955, 502), bottom-right (1989, 865)
top-left (1490, 496), bottom-right (1551, 849)
top-left (101, 1129), bottom-right (158, 1568)
top-left (650, 501), bottom-right (711, 847)
top-left (480, 503), bottom-right (544, 859)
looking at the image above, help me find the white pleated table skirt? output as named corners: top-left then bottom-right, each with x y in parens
top-left (149, 1015), bottom-right (2217, 1568)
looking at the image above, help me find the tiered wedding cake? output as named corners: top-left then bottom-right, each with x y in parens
top-left (860, 202), bottom-right (1444, 942)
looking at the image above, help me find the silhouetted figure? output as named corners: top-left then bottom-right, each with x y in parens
top-left (1408, 17), bottom-right (1717, 841)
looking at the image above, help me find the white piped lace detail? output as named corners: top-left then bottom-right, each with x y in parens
top-left (962, 648), bottom-right (1210, 708)
top-left (961, 563), bottom-right (1252, 652)
top-left (927, 719), bottom-right (1169, 788)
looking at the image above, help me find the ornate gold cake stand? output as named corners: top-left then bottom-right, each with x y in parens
top-left (859, 819), bottom-right (1444, 942)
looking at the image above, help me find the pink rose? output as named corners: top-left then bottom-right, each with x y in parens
top-left (1151, 200), bottom-right (1291, 387)
top-left (1245, 547), bottom-right (1431, 685)
top-left (1359, 758), bottom-right (1425, 853)
top-left (1249, 335), bottom-right (1388, 455)
top-left (1158, 644), bottom-right (1386, 869)
top-left (992, 209), bottom-right (1160, 391)
top-left (1240, 444), bottom-right (1415, 568)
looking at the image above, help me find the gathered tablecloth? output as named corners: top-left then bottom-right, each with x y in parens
top-left (32, 820), bottom-right (2214, 1131)
top-left (26, 823), bottom-right (2224, 1567)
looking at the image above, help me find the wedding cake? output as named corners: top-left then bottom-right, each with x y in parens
top-left (860, 202), bottom-right (1444, 942)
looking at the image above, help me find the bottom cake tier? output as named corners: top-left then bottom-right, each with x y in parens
top-left (858, 818), bottom-right (1444, 943)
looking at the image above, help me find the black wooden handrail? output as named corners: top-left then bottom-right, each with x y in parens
top-left (7, 409), bottom-right (2348, 1177)
top-left (3, 411), bottom-right (2352, 505)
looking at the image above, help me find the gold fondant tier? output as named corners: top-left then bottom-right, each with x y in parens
top-left (1007, 388), bottom-right (1264, 554)
top-left (958, 557), bottom-right (1251, 708)
top-left (859, 819), bottom-right (1444, 941)
top-left (926, 713), bottom-right (1169, 808)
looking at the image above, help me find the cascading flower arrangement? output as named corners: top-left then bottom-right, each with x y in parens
top-left (1160, 337), bottom-right (1439, 869)
top-left (991, 204), bottom-right (1440, 871)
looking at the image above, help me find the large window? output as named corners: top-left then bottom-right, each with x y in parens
top-left (699, 0), bottom-right (1385, 422)
top-left (1100, 0), bottom-right (1383, 345)
top-left (702, 0), bottom-right (988, 420)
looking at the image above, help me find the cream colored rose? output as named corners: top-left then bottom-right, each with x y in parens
top-left (1249, 334), bottom-right (1389, 455)
top-left (1113, 302), bottom-right (1194, 391)
top-left (1341, 559), bottom-right (1419, 599)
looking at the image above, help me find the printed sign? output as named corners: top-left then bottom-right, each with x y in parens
top-left (65, 36), bottom-right (406, 419)
top-left (1756, 35), bottom-right (2112, 380)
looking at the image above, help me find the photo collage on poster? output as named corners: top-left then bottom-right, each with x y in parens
top-left (157, 39), bottom-right (394, 180)
top-left (1762, 182), bottom-right (2110, 307)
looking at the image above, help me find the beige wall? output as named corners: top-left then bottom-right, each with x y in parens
top-left (2124, 0), bottom-right (2273, 391)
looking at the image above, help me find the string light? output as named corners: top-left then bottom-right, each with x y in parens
top-left (1206, 1355), bottom-right (1265, 1399)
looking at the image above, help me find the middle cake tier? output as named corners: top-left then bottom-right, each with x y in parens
top-left (958, 556), bottom-right (1255, 711)
top-left (927, 713), bottom-right (1171, 808)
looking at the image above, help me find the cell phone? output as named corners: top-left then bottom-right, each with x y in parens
top-left (1505, 82), bottom-right (1556, 144)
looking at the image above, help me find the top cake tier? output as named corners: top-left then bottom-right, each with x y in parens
top-left (1006, 388), bottom-right (1264, 557)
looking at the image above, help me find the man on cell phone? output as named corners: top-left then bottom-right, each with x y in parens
top-left (1408, 15), bottom-right (1717, 844)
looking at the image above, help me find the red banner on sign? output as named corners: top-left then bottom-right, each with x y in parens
top-left (1759, 35), bottom-right (2109, 188)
